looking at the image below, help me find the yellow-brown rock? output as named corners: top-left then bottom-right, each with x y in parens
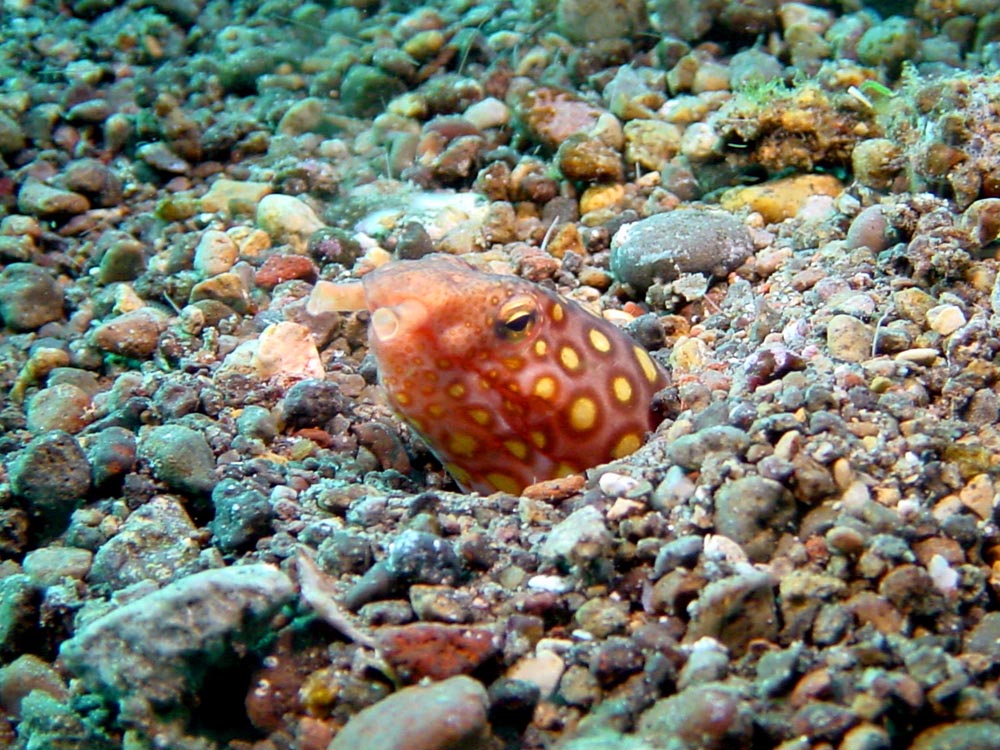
top-left (721, 173), bottom-right (843, 224)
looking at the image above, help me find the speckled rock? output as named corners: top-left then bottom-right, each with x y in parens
top-left (7, 431), bottom-right (91, 534)
top-left (88, 495), bottom-right (208, 590)
top-left (137, 424), bottom-right (217, 496)
top-left (210, 479), bottom-right (274, 552)
top-left (0, 263), bottom-right (65, 331)
top-left (538, 505), bottom-right (613, 572)
top-left (610, 210), bottom-right (754, 292)
top-left (329, 675), bottom-right (490, 750)
top-left (59, 565), bottom-right (294, 718)
top-left (714, 477), bottom-right (795, 561)
top-left (556, 0), bottom-right (646, 42)
top-left (374, 624), bottom-right (498, 684)
top-left (89, 307), bottom-right (169, 359)
top-left (826, 314), bottom-right (873, 362)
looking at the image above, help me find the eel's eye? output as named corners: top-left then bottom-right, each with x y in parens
top-left (495, 296), bottom-right (538, 341)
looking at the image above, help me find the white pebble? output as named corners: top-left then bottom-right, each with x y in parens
top-left (925, 304), bottom-right (966, 336)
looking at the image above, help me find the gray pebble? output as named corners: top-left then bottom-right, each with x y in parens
top-left (653, 534), bottom-right (703, 575)
top-left (8, 431), bottom-right (91, 534)
top-left (666, 425), bottom-right (750, 470)
top-left (88, 495), bottom-right (205, 590)
top-left (0, 263), bottom-right (65, 331)
top-left (965, 612), bottom-right (1000, 658)
top-left (329, 675), bottom-right (489, 750)
top-left (59, 564), bottom-right (294, 717)
top-left (610, 210), bottom-right (754, 292)
top-left (714, 476), bottom-right (794, 562)
top-left (639, 683), bottom-right (753, 748)
top-left (386, 529), bottom-right (463, 586)
top-left (138, 424), bottom-right (217, 496)
top-left (0, 574), bottom-right (36, 660)
top-left (16, 181), bottom-right (90, 218)
top-left (210, 479), bottom-right (274, 552)
top-left (538, 505), bottom-right (613, 572)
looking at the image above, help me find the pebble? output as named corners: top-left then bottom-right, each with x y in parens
top-left (556, 0), bottom-right (646, 42)
top-left (513, 85), bottom-right (606, 151)
top-left (16, 180), bottom-right (90, 218)
top-left (574, 596), bottom-right (629, 638)
top-left (25, 384), bottom-right (92, 434)
top-left (610, 210), bottom-right (754, 292)
top-left (624, 119), bottom-right (682, 170)
top-left (85, 426), bottom-right (137, 487)
top-left (373, 623), bottom-right (497, 683)
top-left (22, 546), bottom-right (93, 589)
top-left (137, 424), bottom-right (218, 496)
top-left (556, 135), bottom-right (625, 183)
top-left (714, 476), bottom-right (794, 562)
top-left (638, 684), bottom-right (753, 749)
top-left (720, 174), bottom-right (844, 224)
top-left (189, 271), bottom-right (252, 313)
top-left (88, 495), bottom-right (207, 590)
top-left (200, 178), bottom-right (273, 215)
top-left (193, 229), bottom-right (238, 278)
top-left (89, 307), bottom-right (169, 359)
top-left (538, 505), bottom-right (613, 572)
top-left (0, 654), bottom-right (68, 721)
top-left (908, 720), bottom-right (1000, 750)
top-left (210, 478), bottom-right (273, 552)
top-left (925, 304), bottom-right (966, 336)
top-left (329, 675), bottom-right (489, 750)
top-left (98, 237), bottom-right (147, 283)
top-left (666, 425), bottom-right (750, 470)
top-left (256, 194), bottom-right (325, 252)
top-left (0, 574), bottom-right (35, 660)
top-left (7, 431), bottom-right (91, 534)
top-left (826, 314), bottom-right (873, 362)
top-left (59, 565), bottom-right (294, 717)
top-left (0, 264), bottom-right (65, 331)
top-left (251, 321), bottom-right (325, 381)
top-left (685, 567), bottom-right (778, 654)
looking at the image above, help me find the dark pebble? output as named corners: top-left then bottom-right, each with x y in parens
top-left (8, 431), bottom-right (91, 535)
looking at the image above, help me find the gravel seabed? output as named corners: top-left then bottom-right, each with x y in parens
top-left (3, 0), bottom-right (1000, 749)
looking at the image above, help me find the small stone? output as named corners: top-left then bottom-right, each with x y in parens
top-left (908, 720), bottom-right (1000, 750)
top-left (16, 180), bottom-right (90, 218)
top-left (826, 314), bottom-right (873, 362)
top-left (252, 321), bottom-right (325, 381)
top-left (964, 612), bottom-right (1000, 659)
top-left (0, 263), bottom-right (65, 331)
top-left (88, 495), bottom-right (206, 590)
top-left (538, 505), bottom-right (613, 572)
top-left (64, 158), bottom-right (122, 207)
top-left (8, 431), bottom-right (91, 534)
top-left (610, 210), bottom-right (753, 292)
top-left (513, 85), bottom-right (606, 151)
top-left (0, 654), bottom-right (68, 721)
top-left (189, 271), bottom-right (252, 313)
top-left (624, 119), bottom-right (682, 170)
top-left (136, 141), bottom-right (190, 173)
top-left (926, 304), bottom-right (966, 336)
top-left (720, 174), bottom-right (843, 224)
top-left (137, 424), bottom-right (217, 496)
top-left (639, 684), bottom-right (753, 748)
top-left (666, 425), bottom-right (750, 470)
top-left (256, 194), bottom-right (325, 252)
top-left (0, 110), bottom-right (26, 153)
top-left (200, 178), bottom-right (273, 215)
top-left (210, 478), bottom-right (273, 552)
top-left (59, 565), bottom-right (294, 717)
top-left (374, 624), bottom-right (497, 684)
top-left (255, 254), bottom-right (318, 288)
top-left (893, 288), bottom-right (936, 323)
top-left (340, 65), bottom-right (407, 118)
top-left (89, 307), bottom-right (168, 359)
top-left (276, 97), bottom-right (326, 136)
top-left (193, 229), bottom-right (238, 278)
top-left (574, 596), bottom-right (629, 638)
top-left (85, 426), bottom-right (137, 487)
top-left (715, 476), bottom-right (795, 562)
top-left (25, 384), bottom-right (91, 434)
top-left (98, 238), bottom-right (146, 283)
top-left (329, 675), bottom-right (489, 750)
top-left (22, 546), bottom-right (93, 589)
top-left (556, 135), bottom-right (624, 183)
top-left (556, 0), bottom-right (647, 42)
top-left (685, 567), bottom-right (778, 655)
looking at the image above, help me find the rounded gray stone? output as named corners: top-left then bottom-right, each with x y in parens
top-left (610, 210), bottom-right (754, 292)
